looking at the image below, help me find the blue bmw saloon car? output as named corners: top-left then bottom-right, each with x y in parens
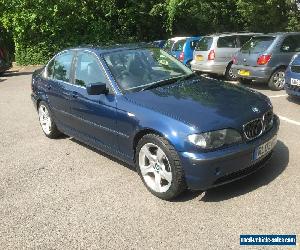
top-left (31, 44), bottom-right (279, 200)
top-left (285, 53), bottom-right (300, 98)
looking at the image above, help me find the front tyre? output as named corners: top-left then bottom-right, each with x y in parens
top-left (38, 101), bottom-right (61, 138)
top-left (136, 134), bottom-right (186, 200)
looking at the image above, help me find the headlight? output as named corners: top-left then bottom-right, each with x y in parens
top-left (188, 129), bottom-right (242, 150)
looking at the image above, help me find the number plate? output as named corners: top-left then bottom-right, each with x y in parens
top-left (196, 55), bottom-right (204, 61)
top-left (254, 135), bottom-right (277, 161)
top-left (238, 69), bottom-right (251, 76)
top-left (291, 78), bottom-right (300, 86)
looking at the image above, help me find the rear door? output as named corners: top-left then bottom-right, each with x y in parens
top-left (46, 51), bottom-right (76, 127)
top-left (236, 36), bottom-right (276, 67)
top-left (215, 35), bottom-right (238, 64)
top-left (193, 36), bottom-right (214, 63)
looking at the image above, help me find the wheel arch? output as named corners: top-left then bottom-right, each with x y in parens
top-left (268, 65), bottom-right (287, 82)
top-left (224, 61), bottom-right (233, 74)
top-left (132, 128), bottom-right (179, 163)
top-left (271, 65), bottom-right (287, 76)
top-left (36, 98), bottom-right (41, 110)
top-left (133, 128), bottom-right (166, 152)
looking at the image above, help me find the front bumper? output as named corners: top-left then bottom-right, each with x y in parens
top-left (285, 73), bottom-right (300, 97)
top-left (285, 85), bottom-right (300, 97)
top-left (232, 64), bottom-right (274, 83)
top-left (180, 115), bottom-right (280, 190)
top-left (190, 60), bottom-right (227, 75)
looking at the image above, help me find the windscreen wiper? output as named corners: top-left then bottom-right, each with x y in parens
top-left (140, 76), bottom-right (183, 91)
top-left (141, 73), bottom-right (197, 91)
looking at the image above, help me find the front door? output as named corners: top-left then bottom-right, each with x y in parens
top-left (67, 51), bottom-right (118, 150)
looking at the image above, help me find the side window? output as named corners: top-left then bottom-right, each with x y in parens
top-left (280, 35), bottom-right (300, 53)
top-left (75, 52), bottom-right (108, 87)
top-left (51, 52), bottom-right (73, 82)
top-left (46, 59), bottom-right (55, 78)
top-left (217, 36), bottom-right (237, 48)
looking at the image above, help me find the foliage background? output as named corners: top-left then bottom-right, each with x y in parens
top-left (0, 0), bottom-right (300, 65)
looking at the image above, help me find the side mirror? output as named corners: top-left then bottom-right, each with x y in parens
top-left (86, 82), bottom-right (108, 95)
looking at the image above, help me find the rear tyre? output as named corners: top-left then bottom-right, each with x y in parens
top-left (238, 78), bottom-right (252, 85)
top-left (268, 68), bottom-right (285, 91)
top-left (136, 134), bottom-right (186, 200)
top-left (225, 63), bottom-right (237, 81)
top-left (38, 101), bottom-right (62, 139)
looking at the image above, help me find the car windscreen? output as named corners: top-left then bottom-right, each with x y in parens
top-left (240, 36), bottom-right (275, 53)
top-left (104, 48), bottom-right (192, 92)
top-left (195, 37), bottom-right (213, 51)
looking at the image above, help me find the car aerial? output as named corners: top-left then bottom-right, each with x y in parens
top-left (190, 33), bottom-right (258, 81)
top-left (152, 40), bottom-right (166, 49)
top-left (163, 36), bottom-right (201, 67)
top-left (285, 53), bottom-right (300, 98)
top-left (31, 44), bottom-right (279, 200)
top-left (0, 30), bottom-right (12, 75)
top-left (232, 32), bottom-right (300, 90)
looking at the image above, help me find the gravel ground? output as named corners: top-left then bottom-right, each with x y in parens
top-left (0, 68), bottom-right (299, 249)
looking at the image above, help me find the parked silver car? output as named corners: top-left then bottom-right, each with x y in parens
top-left (190, 33), bottom-right (258, 80)
top-left (232, 32), bottom-right (300, 90)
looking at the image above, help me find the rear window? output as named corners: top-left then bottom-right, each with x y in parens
top-left (173, 39), bottom-right (186, 51)
top-left (164, 40), bottom-right (175, 50)
top-left (195, 37), bottom-right (213, 51)
top-left (217, 36), bottom-right (237, 48)
top-left (238, 35), bottom-right (253, 47)
top-left (241, 36), bottom-right (275, 53)
top-left (190, 40), bottom-right (199, 50)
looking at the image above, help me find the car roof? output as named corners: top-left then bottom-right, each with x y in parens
top-left (204, 32), bottom-right (261, 38)
top-left (252, 32), bottom-right (300, 37)
top-left (67, 43), bottom-right (155, 54)
top-left (168, 37), bottom-right (189, 41)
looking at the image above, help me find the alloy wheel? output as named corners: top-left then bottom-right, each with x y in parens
top-left (272, 71), bottom-right (285, 89)
top-left (38, 105), bottom-right (52, 135)
top-left (228, 67), bottom-right (237, 80)
top-left (138, 143), bottom-right (172, 193)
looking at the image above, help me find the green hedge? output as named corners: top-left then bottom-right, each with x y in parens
top-left (1, 0), bottom-right (300, 65)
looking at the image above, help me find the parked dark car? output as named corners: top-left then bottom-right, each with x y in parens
top-left (285, 53), bottom-right (300, 98)
top-left (232, 32), bottom-right (300, 90)
top-left (31, 44), bottom-right (279, 200)
top-left (0, 33), bottom-right (12, 75)
top-left (152, 40), bottom-right (166, 48)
